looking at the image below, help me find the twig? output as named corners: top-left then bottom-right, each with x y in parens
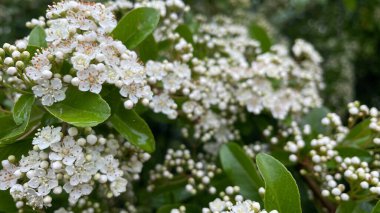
top-left (298, 162), bottom-right (336, 213)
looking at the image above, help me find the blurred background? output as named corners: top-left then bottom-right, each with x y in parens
top-left (1, 0), bottom-right (379, 113)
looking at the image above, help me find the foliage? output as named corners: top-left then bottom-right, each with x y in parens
top-left (0, 0), bottom-right (379, 213)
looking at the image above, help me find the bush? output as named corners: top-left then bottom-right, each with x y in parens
top-left (0, 0), bottom-right (379, 212)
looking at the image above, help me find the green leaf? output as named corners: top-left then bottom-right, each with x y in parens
top-left (148, 176), bottom-right (191, 208)
top-left (219, 142), bottom-right (263, 200)
top-left (342, 119), bottom-right (372, 148)
top-left (337, 201), bottom-right (373, 213)
top-left (256, 153), bottom-right (302, 213)
top-left (45, 87), bottom-right (111, 127)
top-left (12, 94), bottom-right (35, 125)
top-left (112, 7), bottom-right (160, 49)
top-left (101, 86), bottom-right (155, 152)
top-left (301, 107), bottom-right (330, 135)
top-left (372, 200), bottom-right (380, 213)
top-left (0, 107), bottom-right (44, 146)
top-left (0, 140), bottom-right (33, 162)
top-left (249, 23), bottom-right (271, 52)
top-left (271, 150), bottom-right (295, 166)
top-left (0, 116), bottom-right (27, 146)
top-left (0, 190), bottom-right (17, 213)
top-left (343, 0), bottom-right (357, 12)
top-left (27, 26), bottom-right (47, 54)
top-left (136, 34), bottom-right (158, 62)
top-left (110, 107), bottom-right (155, 153)
top-left (336, 147), bottom-right (372, 162)
top-left (175, 24), bottom-right (194, 44)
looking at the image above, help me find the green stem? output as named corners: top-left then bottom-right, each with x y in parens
top-left (0, 82), bottom-right (33, 95)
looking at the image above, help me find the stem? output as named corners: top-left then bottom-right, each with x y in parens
top-left (298, 162), bottom-right (336, 213)
top-left (302, 173), bottom-right (336, 213)
top-left (0, 82), bottom-right (33, 95)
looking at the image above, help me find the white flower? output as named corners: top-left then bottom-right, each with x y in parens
top-left (32, 78), bottom-right (66, 106)
top-left (63, 183), bottom-right (93, 204)
top-left (127, 157), bottom-right (143, 173)
top-left (229, 202), bottom-right (251, 213)
top-left (10, 184), bottom-right (25, 200)
top-left (25, 188), bottom-right (44, 209)
top-left (0, 161), bottom-right (19, 190)
top-left (77, 64), bottom-right (107, 94)
top-left (26, 51), bottom-right (52, 80)
top-left (74, 32), bottom-right (99, 57)
top-left (151, 93), bottom-right (176, 115)
top-left (292, 39), bottom-right (322, 64)
top-left (71, 52), bottom-right (91, 71)
top-left (99, 38), bottom-right (126, 66)
top-left (65, 156), bottom-right (97, 186)
top-left (110, 177), bottom-right (128, 196)
top-left (172, 61), bottom-right (191, 79)
top-left (119, 59), bottom-right (145, 85)
top-left (120, 83), bottom-right (153, 103)
top-left (162, 73), bottom-right (183, 91)
top-left (28, 168), bottom-right (58, 196)
top-left (98, 155), bottom-right (123, 182)
top-left (67, 12), bottom-right (97, 31)
top-left (32, 126), bottom-right (62, 150)
top-left (46, 18), bottom-right (71, 42)
top-left (19, 150), bottom-right (41, 172)
top-left (49, 136), bottom-right (83, 166)
top-left (209, 198), bottom-right (226, 212)
top-left (146, 61), bottom-right (166, 80)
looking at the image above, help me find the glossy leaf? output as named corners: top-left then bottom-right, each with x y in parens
top-left (28, 26), bottom-right (47, 47)
top-left (372, 200), bottom-right (380, 213)
top-left (110, 106), bottom-right (155, 153)
top-left (27, 26), bottom-right (47, 54)
top-left (0, 190), bottom-right (17, 213)
top-left (112, 7), bottom-right (160, 49)
top-left (256, 153), bottom-right (302, 213)
top-left (175, 24), bottom-right (194, 43)
top-left (12, 94), bottom-right (35, 125)
top-left (301, 107), bottom-right (330, 135)
top-left (0, 140), bottom-right (33, 162)
top-left (249, 23), bottom-right (271, 52)
top-left (136, 34), bottom-right (158, 62)
top-left (148, 176), bottom-right (191, 208)
top-left (337, 201), bottom-right (373, 213)
top-left (45, 87), bottom-right (111, 127)
top-left (219, 142), bottom-right (263, 200)
top-left (342, 119), bottom-right (372, 148)
top-left (0, 107), bottom-right (44, 146)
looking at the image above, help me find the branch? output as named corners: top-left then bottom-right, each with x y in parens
top-left (298, 162), bottom-right (336, 213)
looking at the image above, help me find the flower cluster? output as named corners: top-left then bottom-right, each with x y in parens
top-left (265, 101), bottom-right (380, 202)
top-left (103, 0), bottom-right (325, 145)
top-left (108, 0), bottom-right (190, 43)
top-left (147, 145), bottom-right (221, 195)
top-left (22, 1), bottom-right (153, 107)
top-left (0, 125), bottom-right (150, 210)
top-left (0, 41), bottom-right (31, 98)
top-left (201, 186), bottom-right (277, 213)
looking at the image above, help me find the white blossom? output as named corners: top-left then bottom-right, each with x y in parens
top-left (32, 78), bottom-right (66, 106)
top-left (32, 126), bottom-right (62, 150)
top-left (49, 136), bottom-right (82, 166)
top-left (0, 161), bottom-right (19, 190)
top-left (28, 168), bottom-right (58, 196)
